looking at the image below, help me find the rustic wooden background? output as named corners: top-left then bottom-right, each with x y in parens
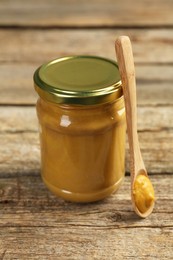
top-left (0, 0), bottom-right (173, 259)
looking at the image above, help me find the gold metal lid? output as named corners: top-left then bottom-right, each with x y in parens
top-left (34, 55), bottom-right (122, 105)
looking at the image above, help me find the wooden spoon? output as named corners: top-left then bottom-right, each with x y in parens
top-left (115, 36), bottom-right (155, 218)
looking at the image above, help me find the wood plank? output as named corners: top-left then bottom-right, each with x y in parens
top-left (0, 175), bottom-right (172, 259)
top-left (0, 106), bottom-right (173, 134)
top-left (0, 63), bottom-right (38, 105)
top-left (0, 29), bottom-right (173, 64)
top-left (0, 175), bottom-right (172, 215)
top-left (1, 80), bottom-right (173, 106)
top-left (0, 174), bottom-right (173, 225)
top-left (0, 106), bottom-right (173, 175)
top-left (0, 29), bottom-right (172, 105)
top-left (0, 129), bottom-right (172, 175)
top-left (0, 226), bottom-right (172, 259)
top-left (0, 0), bottom-right (173, 27)
top-left (0, 133), bottom-right (40, 175)
top-left (0, 65), bottom-right (173, 105)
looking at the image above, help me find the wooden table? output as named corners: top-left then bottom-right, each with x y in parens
top-left (0, 1), bottom-right (173, 259)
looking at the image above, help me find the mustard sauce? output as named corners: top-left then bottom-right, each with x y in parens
top-left (36, 97), bottom-right (126, 202)
top-left (34, 56), bottom-right (126, 202)
top-left (133, 174), bottom-right (155, 213)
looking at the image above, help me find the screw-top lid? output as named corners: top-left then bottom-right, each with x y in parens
top-left (34, 55), bottom-right (122, 105)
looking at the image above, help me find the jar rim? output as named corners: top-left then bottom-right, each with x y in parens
top-left (34, 55), bottom-right (122, 105)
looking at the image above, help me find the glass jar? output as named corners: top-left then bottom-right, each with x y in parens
top-left (34, 56), bottom-right (126, 202)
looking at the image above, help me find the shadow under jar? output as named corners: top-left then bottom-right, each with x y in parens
top-left (34, 56), bottom-right (126, 202)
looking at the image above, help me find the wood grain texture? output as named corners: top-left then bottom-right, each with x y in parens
top-left (0, 226), bottom-right (172, 259)
top-left (0, 126), bottom-right (172, 175)
top-left (0, 0), bottom-right (173, 27)
top-left (0, 63), bottom-right (173, 105)
top-left (0, 174), bottom-right (173, 229)
top-left (0, 28), bottom-right (173, 105)
top-left (1, 106), bottom-right (173, 133)
top-left (0, 175), bottom-right (172, 217)
top-left (0, 29), bottom-right (173, 64)
top-left (0, 0), bottom-right (173, 258)
top-left (0, 106), bottom-right (172, 176)
top-left (0, 175), bottom-right (172, 259)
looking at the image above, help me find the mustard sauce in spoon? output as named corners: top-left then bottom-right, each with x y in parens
top-left (115, 36), bottom-right (155, 218)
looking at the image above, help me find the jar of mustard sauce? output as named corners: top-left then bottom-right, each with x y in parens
top-left (34, 56), bottom-right (126, 202)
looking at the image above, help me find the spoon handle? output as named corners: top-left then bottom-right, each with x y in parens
top-left (115, 36), bottom-right (145, 179)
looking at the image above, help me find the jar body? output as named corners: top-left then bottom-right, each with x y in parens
top-left (36, 97), bottom-right (126, 202)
